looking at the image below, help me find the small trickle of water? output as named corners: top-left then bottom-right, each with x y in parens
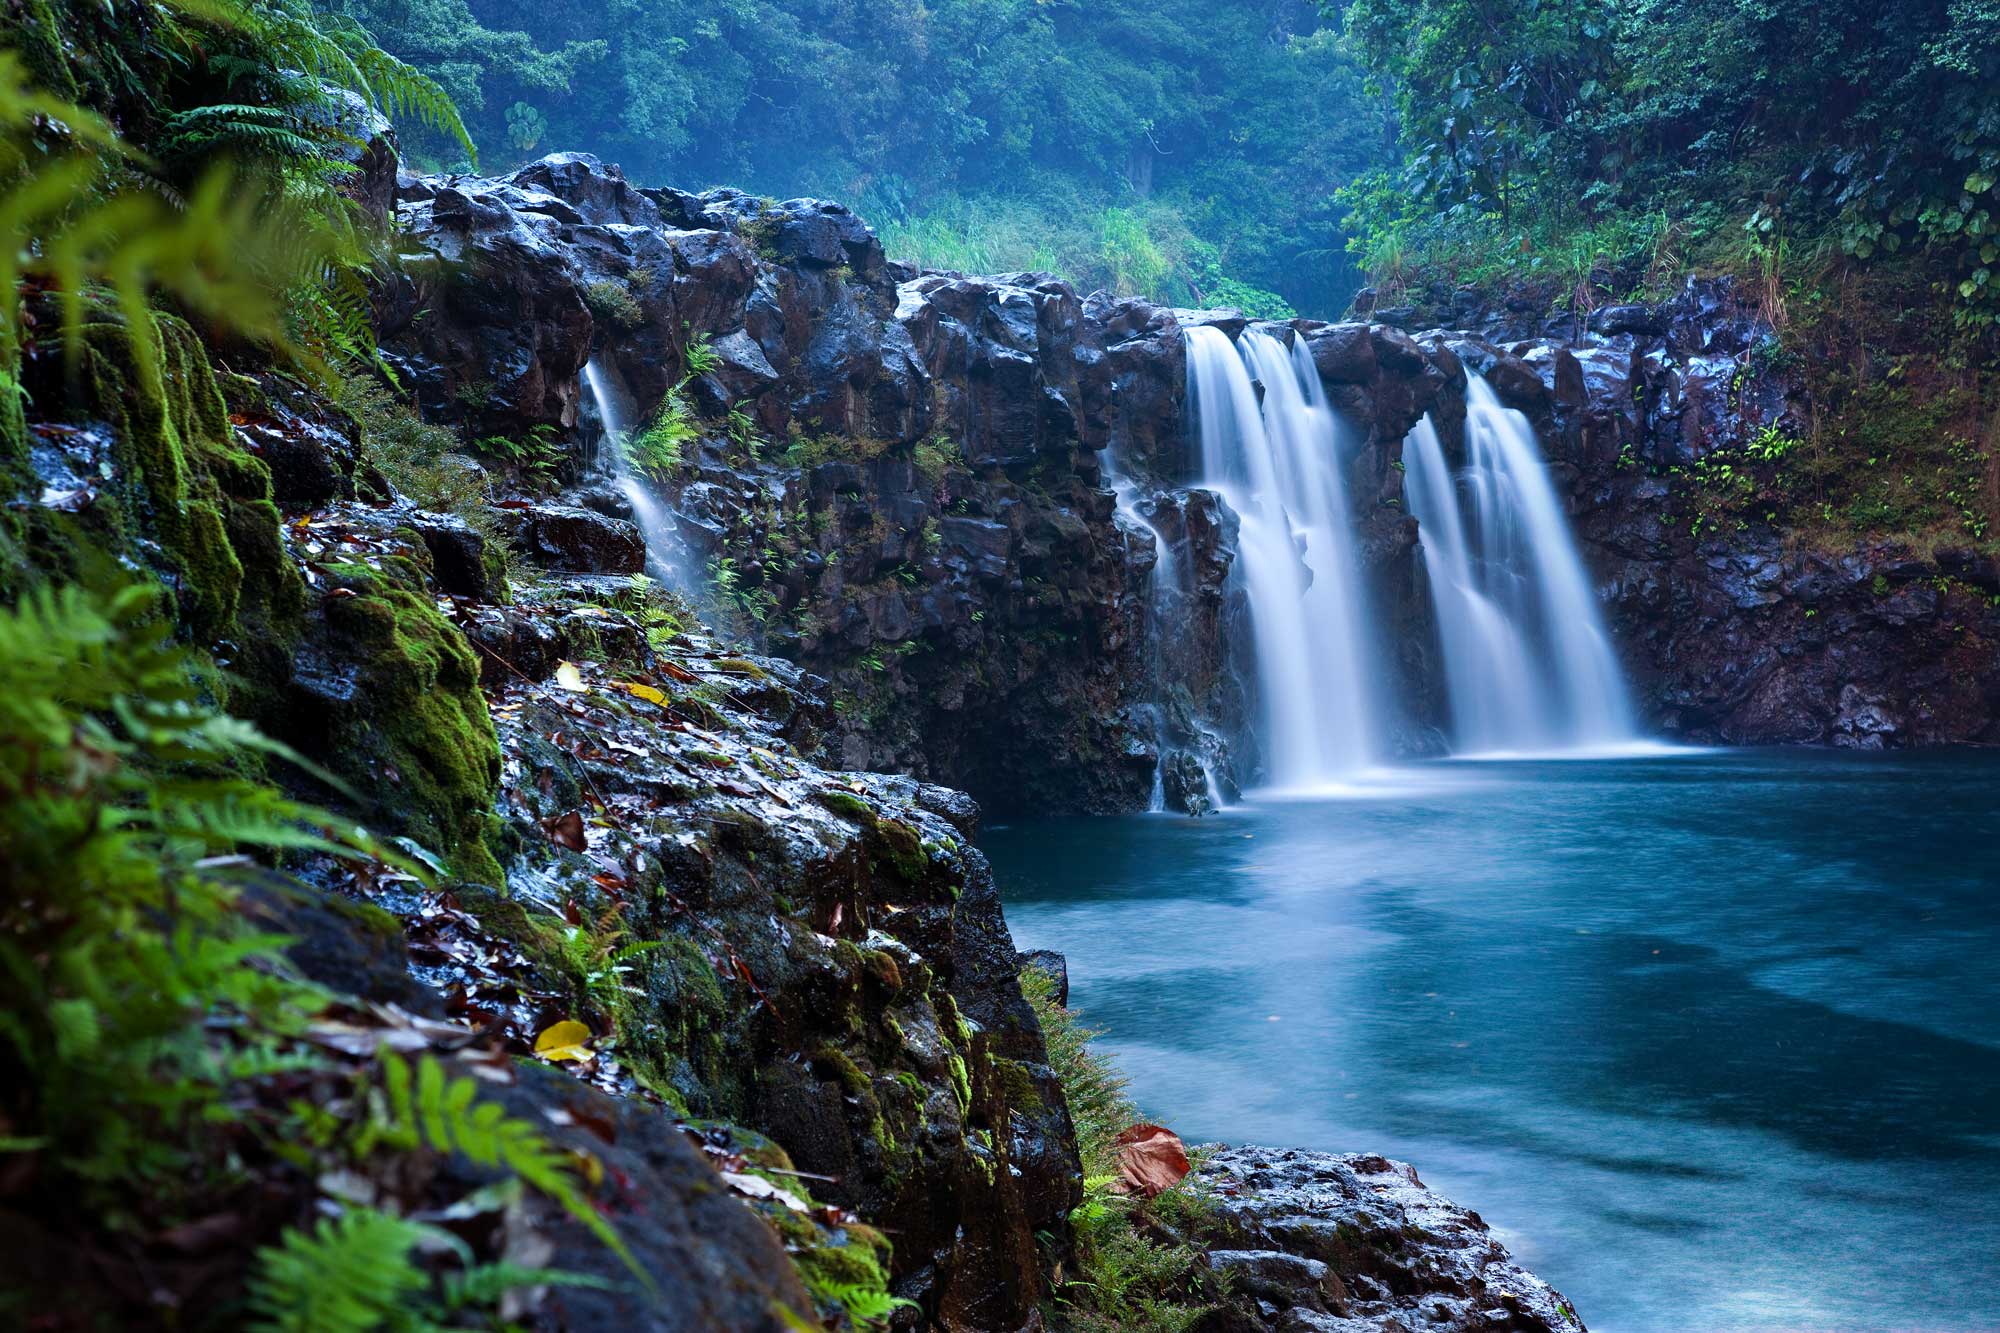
top-left (1184, 325), bottom-right (1381, 788)
top-left (1101, 443), bottom-right (1183, 811)
top-left (1403, 376), bottom-right (1636, 753)
top-left (582, 356), bottom-right (680, 583)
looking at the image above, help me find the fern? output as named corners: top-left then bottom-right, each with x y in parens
top-left (249, 1207), bottom-right (613, 1332)
top-left (247, 1209), bottom-right (438, 1333)
top-left (158, 103), bottom-right (326, 165)
top-left (374, 1054), bottom-right (647, 1284)
top-left (0, 581), bottom-right (412, 1194)
top-left (438, 1262), bottom-right (613, 1311)
top-left (815, 1279), bottom-right (918, 1326)
top-left (233, 0), bottom-right (476, 164)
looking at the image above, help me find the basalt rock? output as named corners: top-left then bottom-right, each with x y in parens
top-left (774, 1111), bottom-right (1586, 1333)
top-left (494, 502), bottom-right (646, 575)
top-left (384, 150), bottom-right (1998, 817)
top-left (1191, 1145), bottom-right (1583, 1332)
top-left (1415, 289), bottom-right (2000, 747)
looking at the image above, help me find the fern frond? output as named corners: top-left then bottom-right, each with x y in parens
top-left (377, 1054), bottom-right (647, 1284)
top-left (438, 1262), bottom-right (613, 1311)
top-left (246, 1208), bottom-right (434, 1333)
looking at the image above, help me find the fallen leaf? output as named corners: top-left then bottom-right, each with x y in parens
top-left (721, 1171), bottom-right (809, 1213)
top-left (542, 810), bottom-right (587, 852)
top-left (1110, 1123), bottom-right (1190, 1199)
top-left (620, 681), bottom-right (668, 706)
top-left (555, 661), bottom-right (588, 691)
top-left (534, 1020), bottom-right (595, 1063)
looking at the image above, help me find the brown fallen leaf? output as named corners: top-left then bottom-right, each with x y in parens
top-left (1110, 1123), bottom-right (1190, 1199)
top-left (542, 809), bottom-right (587, 852)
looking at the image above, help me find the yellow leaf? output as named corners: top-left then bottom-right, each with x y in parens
top-left (555, 661), bottom-right (587, 692)
top-left (621, 682), bottom-right (668, 706)
top-left (534, 1019), bottom-right (594, 1062)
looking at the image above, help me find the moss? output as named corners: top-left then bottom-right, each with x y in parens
top-left (69, 315), bottom-right (288, 643)
top-left (935, 990), bottom-right (974, 1052)
top-left (864, 949), bottom-right (903, 993)
top-left (711, 655), bottom-right (770, 680)
top-left (319, 565), bottom-right (503, 882)
top-left (989, 1056), bottom-right (1042, 1107)
top-left (640, 933), bottom-right (733, 1111)
top-left (809, 1042), bottom-right (874, 1099)
top-left (582, 279), bottom-right (645, 331)
top-left (814, 788), bottom-right (878, 827)
top-left (870, 818), bottom-right (928, 882)
top-left (945, 1051), bottom-right (973, 1115)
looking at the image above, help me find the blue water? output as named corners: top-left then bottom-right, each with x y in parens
top-left (985, 750), bottom-right (2000, 1333)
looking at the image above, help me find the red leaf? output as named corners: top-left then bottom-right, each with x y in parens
top-left (1110, 1124), bottom-right (1190, 1199)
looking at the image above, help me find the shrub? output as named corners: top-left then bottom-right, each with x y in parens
top-left (584, 278), bottom-right (645, 330)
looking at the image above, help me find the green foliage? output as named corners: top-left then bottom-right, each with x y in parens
top-left (369, 1053), bottom-right (645, 1278)
top-left (247, 1149), bottom-right (616, 1330)
top-left (912, 434), bottom-right (962, 486)
top-left (628, 391), bottom-right (696, 479)
top-left (337, 0), bottom-right (1381, 315)
top-left (477, 422), bottom-right (566, 488)
top-left (1019, 966), bottom-right (1130, 1175)
top-left (1019, 965), bottom-right (1228, 1331)
top-left (584, 277), bottom-right (645, 330)
top-left (620, 333), bottom-right (721, 480)
top-left (0, 581), bottom-right (390, 1191)
top-left (332, 370), bottom-right (519, 585)
top-left (247, 1209), bottom-right (438, 1332)
top-left (0, 0), bottom-right (483, 440)
top-left (0, 50), bottom-right (279, 446)
top-left (1337, 0), bottom-right (2000, 323)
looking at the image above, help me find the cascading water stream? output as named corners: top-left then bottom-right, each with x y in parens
top-left (582, 356), bottom-right (680, 583)
top-left (1184, 325), bottom-right (1381, 789)
top-left (1098, 449), bottom-right (1180, 811)
top-left (1402, 375), bottom-right (1637, 753)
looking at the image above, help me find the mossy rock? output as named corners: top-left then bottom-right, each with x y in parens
top-left (10, 312), bottom-right (309, 652)
top-left (304, 564), bottom-right (504, 882)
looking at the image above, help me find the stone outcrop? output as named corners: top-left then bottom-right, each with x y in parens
top-left (1189, 1146), bottom-right (1583, 1333)
top-left (380, 150), bottom-right (1999, 817)
top-left (1415, 283), bottom-right (2000, 747)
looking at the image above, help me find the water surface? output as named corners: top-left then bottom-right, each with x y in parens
top-left (986, 749), bottom-right (2000, 1333)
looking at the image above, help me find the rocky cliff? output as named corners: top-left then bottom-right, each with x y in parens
top-left (378, 152), bottom-right (1999, 817)
top-left (8, 137), bottom-right (1600, 1330)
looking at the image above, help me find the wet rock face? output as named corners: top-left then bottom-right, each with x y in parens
top-left (450, 575), bottom-right (1081, 1327)
top-left (494, 502), bottom-right (645, 575)
top-left (386, 150), bottom-right (1998, 807)
top-left (378, 152), bottom-right (1503, 802)
top-left (1421, 288), bottom-right (2000, 748)
top-left (1193, 1146), bottom-right (1585, 1332)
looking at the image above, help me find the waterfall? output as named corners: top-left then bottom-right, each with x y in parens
top-left (1100, 451), bottom-right (1177, 812)
top-left (1402, 375), bottom-right (1636, 753)
top-left (582, 356), bottom-right (679, 582)
top-left (1184, 325), bottom-right (1381, 789)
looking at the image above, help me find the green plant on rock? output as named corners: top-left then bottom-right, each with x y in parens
top-left (0, 580), bottom-right (399, 1197)
top-left (584, 278), bottom-right (645, 330)
top-left (1020, 965), bottom-right (1231, 1332)
top-left (912, 434), bottom-right (962, 486)
top-left (628, 389), bottom-right (697, 479)
top-left (478, 423), bottom-right (567, 488)
top-left (0, 581), bottom-right (569, 1333)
